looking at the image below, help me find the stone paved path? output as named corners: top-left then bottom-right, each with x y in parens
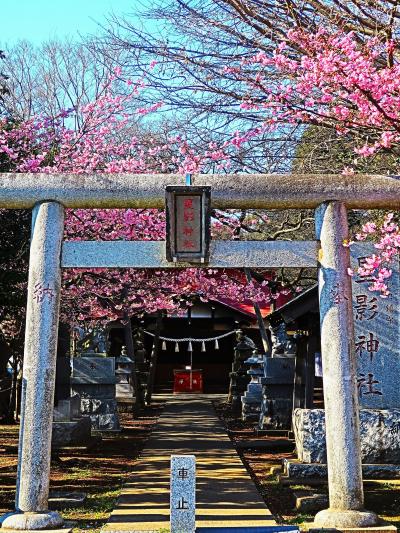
top-left (102, 394), bottom-right (276, 531)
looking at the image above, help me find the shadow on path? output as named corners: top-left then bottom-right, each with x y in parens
top-left (102, 394), bottom-right (276, 531)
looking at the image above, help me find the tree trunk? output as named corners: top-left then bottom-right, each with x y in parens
top-left (145, 312), bottom-right (162, 405)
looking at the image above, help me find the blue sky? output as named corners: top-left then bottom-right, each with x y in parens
top-left (1, 0), bottom-right (142, 46)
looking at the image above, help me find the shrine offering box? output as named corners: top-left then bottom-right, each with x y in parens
top-left (173, 369), bottom-right (203, 393)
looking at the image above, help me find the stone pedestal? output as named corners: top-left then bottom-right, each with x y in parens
top-left (52, 418), bottom-right (92, 448)
top-left (294, 407), bottom-right (400, 464)
top-left (54, 357), bottom-right (71, 405)
top-left (71, 356), bottom-right (120, 432)
top-left (52, 394), bottom-right (92, 448)
top-left (53, 394), bottom-right (80, 422)
top-left (259, 357), bottom-right (295, 429)
top-left (284, 458), bottom-right (400, 480)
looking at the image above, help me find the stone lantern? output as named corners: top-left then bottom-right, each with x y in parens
top-left (241, 351), bottom-right (264, 422)
top-left (228, 330), bottom-right (256, 412)
top-left (115, 346), bottom-right (135, 409)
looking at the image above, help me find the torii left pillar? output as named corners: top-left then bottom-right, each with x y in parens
top-left (3, 201), bottom-right (65, 530)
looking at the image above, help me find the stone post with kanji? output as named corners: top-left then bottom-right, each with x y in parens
top-left (170, 455), bottom-right (196, 533)
top-left (3, 201), bottom-right (65, 530)
top-left (313, 201), bottom-right (378, 528)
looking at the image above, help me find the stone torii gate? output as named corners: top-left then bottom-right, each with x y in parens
top-left (1, 172), bottom-right (400, 531)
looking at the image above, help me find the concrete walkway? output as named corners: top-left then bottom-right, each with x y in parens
top-left (102, 394), bottom-right (276, 531)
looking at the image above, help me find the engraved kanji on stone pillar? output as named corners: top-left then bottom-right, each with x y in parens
top-left (351, 243), bottom-right (400, 408)
top-left (170, 455), bottom-right (196, 533)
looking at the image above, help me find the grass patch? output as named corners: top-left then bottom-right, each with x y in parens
top-left (63, 488), bottom-right (121, 531)
top-left (285, 513), bottom-right (314, 525)
top-left (66, 468), bottom-right (99, 481)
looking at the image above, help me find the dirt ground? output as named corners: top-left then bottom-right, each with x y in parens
top-left (0, 403), bottom-right (163, 532)
top-left (214, 400), bottom-right (400, 528)
top-left (1, 399), bottom-right (400, 531)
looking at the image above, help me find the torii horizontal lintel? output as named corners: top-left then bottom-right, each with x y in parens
top-left (1, 173), bottom-right (400, 209)
top-left (61, 240), bottom-right (318, 268)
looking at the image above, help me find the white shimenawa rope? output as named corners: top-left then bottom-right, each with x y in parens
top-left (143, 329), bottom-right (237, 343)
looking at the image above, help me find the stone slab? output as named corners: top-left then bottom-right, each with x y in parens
top-left (243, 383), bottom-right (262, 393)
top-left (116, 398), bottom-right (135, 406)
top-left (80, 398), bottom-right (117, 415)
top-left (0, 529), bottom-right (72, 533)
top-left (263, 358), bottom-right (295, 383)
top-left (284, 460), bottom-right (400, 479)
top-left (48, 491), bottom-right (87, 510)
top-left (293, 490), bottom-right (328, 512)
top-left (248, 370), bottom-right (264, 377)
top-left (79, 351), bottom-right (108, 358)
top-left (72, 357), bottom-right (115, 382)
top-left (262, 387), bottom-right (293, 399)
top-left (52, 417), bottom-right (92, 448)
top-left (254, 429), bottom-right (293, 438)
top-left (242, 394), bottom-right (263, 403)
top-left (306, 527), bottom-right (397, 533)
top-left (71, 384), bottom-right (116, 399)
top-left (49, 435), bottom-right (101, 452)
top-left (53, 405), bottom-right (70, 422)
top-left (0, 513), bottom-right (14, 527)
top-left (247, 385), bottom-right (263, 396)
top-left (69, 394), bottom-right (81, 417)
top-left (261, 398), bottom-right (292, 412)
top-left (70, 376), bottom-right (117, 385)
top-left (116, 383), bottom-right (134, 396)
top-left (90, 413), bottom-right (120, 431)
top-left (293, 408), bottom-right (400, 463)
top-left (53, 395), bottom-right (81, 422)
top-left (196, 526), bottom-right (299, 533)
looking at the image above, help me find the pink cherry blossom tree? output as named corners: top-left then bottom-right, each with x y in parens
top-left (225, 28), bottom-right (400, 296)
top-left (0, 71), bottom-right (279, 324)
top-left (229, 29), bottom-right (400, 159)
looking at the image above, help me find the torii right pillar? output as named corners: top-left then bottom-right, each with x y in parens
top-left (314, 201), bottom-right (379, 528)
